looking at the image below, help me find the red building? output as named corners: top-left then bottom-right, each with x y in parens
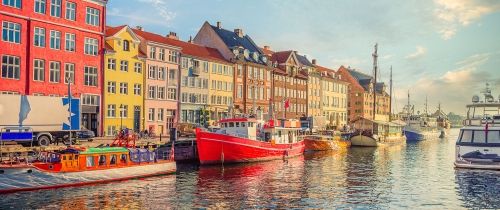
top-left (0, 0), bottom-right (107, 135)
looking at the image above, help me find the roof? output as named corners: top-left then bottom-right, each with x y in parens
top-left (219, 118), bottom-right (257, 123)
top-left (346, 68), bottom-right (387, 94)
top-left (105, 25), bottom-right (126, 37)
top-left (296, 54), bottom-right (313, 67)
top-left (209, 24), bottom-right (265, 65)
top-left (132, 28), bottom-right (181, 50)
top-left (271, 50), bottom-right (292, 64)
top-left (164, 38), bottom-right (230, 64)
top-left (261, 47), bottom-right (274, 56)
top-left (80, 147), bottom-right (129, 155)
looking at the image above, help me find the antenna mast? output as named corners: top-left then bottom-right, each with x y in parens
top-left (372, 43), bottom-right (378, 120)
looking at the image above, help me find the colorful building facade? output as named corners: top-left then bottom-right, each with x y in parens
top-left (194, 21), bottom-right (273, 116)
top-left (0, 0), bottom-right (107, 135)
top-left (337, 65), bottom-right (390, 122)
top-left (165, 34), bottom-right (233, 125)
top-left (315, 65), bottom-right (349, 129)
top-left (103, 25), bottom-right (145, 136)
top-left (308, 59), bottom-right (322, 117)
top-left (132, 28), bottom-right (181, 136)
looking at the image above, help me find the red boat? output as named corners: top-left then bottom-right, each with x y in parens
top-left (196, 118), bottom-right (305, 165)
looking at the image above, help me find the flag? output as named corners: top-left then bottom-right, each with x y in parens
top-left (18, 95), bottom-right (31, 126)
top-left (170, 138), bottom-right (175, 160)
top-left (284, 98), bottom-right (290, 109)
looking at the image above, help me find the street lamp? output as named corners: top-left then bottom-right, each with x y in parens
top-left (119, 104), bottom-right (124, 130)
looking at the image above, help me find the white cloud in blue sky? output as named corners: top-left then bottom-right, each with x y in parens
top-left (107, 0), bottom-right (500, 114)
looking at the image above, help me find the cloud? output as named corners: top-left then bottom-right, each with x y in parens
top-left (405, 46), bottom-right (427, 59)
top-left (434, 0), bottom-right (500, 39)
top-left (137, 0), bottom-right (176, 22)
top-left (394, 53), bottom-right (498, 114)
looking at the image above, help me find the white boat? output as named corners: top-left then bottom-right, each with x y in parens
top-left (402, 93), bottom-right (444, 141)
top-left (455, 84), bottom-right (500, 170)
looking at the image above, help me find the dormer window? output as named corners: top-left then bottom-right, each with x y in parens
top-left (123, 40), bottom-right (130, 51)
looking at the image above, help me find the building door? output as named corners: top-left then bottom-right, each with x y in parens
top-left (134, 106), bottom-right (141, 132)
top-left (90, 114), bottom-right (98, 135)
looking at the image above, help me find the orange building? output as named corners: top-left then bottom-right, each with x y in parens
top-left (337, 66), bottom-right (390, 122)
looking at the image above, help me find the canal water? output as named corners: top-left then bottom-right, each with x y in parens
top-left (2, 129), bottom-right (500, 209)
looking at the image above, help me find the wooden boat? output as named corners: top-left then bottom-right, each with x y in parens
top-left (303, 135), bottom-right (351, 151)
top-left (0, 146), bottom-right (176, 193)
top-left (350, 117), bottom-right (406, 147)
top-left (196, 118), bottom-right (305, 165)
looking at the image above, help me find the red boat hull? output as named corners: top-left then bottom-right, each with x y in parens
top-left (196, 130), bottom-right (305, 165)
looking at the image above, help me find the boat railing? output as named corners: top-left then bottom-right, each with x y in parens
top-left (463, 118), bottom-right (500, 127)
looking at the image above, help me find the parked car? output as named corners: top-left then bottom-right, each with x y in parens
top-left (75, 129), bottom-right (95, 141)
top-left (177, 123), bottom-right (197, 137)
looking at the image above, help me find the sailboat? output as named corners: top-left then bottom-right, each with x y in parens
top-left (350, 45), bottom-right (406, 147)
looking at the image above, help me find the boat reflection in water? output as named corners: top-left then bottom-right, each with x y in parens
top-left (195, 157), bottom-right (306, 209)
top-left (455, 169), bottom-right (500, 209)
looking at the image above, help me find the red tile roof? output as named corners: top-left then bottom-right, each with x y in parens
top-left (105, 25), bottom-right (126, 37)
top-left (165, 38), bottom-right (231, 64)
top-left (270, 50), bottom-right (292, 64)
top-left (261, 47), bottom-right (275, 56)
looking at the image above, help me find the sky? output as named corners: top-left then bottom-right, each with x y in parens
top-left (107, 0), bottom-right (500, 115)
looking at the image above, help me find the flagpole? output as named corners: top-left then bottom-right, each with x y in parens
top-left (68, 76), bottom-right (72, 147)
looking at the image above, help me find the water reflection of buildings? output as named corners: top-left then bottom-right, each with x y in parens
top-left (195, 157), bottom-right (306, 209)
top-left (455, 169), bottom-right (500, 209)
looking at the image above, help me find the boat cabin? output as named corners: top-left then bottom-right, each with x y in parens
top-left (217, 118), bottom-right (258, 140)
top-left (352, 118), bottom-right (404, 137)
top-left (262, 119), bottom-right (303, 144)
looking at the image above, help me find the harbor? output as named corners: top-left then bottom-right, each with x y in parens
top-left (2, 129), bottom-right (499, 209)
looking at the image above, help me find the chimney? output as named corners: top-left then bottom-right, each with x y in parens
top-left (234, 28), bottom-right (244, 38)
top-left (188, 36), bottom-right (194, 43)
top-left (216, 21), bottom-right (222, 29)
top-left (293, 50), bottom-right (297, 54)
top-left (312, 59), bottom-right (317, 65)
top-left (167, 31), bottom-right (178, 40)
top-left (263, 45), bottom-right (271, 50)
top-left (136, 26), bottom-right (144, 31)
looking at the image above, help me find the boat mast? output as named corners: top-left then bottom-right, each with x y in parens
top-left (389, 66), bottom-right (392, 121)
top-left (372, 43), bottom-right (378, 121)
top-left (425, 95), bottom-right (428, 116)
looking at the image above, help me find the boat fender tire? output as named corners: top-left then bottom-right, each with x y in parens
top-left (27, 169), bottom-right (32, 173)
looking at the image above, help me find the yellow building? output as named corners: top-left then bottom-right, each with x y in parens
top-left (103, 25), bottom-right (145, 136)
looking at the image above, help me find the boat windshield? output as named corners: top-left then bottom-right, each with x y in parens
top-left (458, 129), bottom-right (500, 144)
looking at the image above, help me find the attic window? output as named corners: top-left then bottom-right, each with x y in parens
top-left (123, 40), bottom-right (130, 51)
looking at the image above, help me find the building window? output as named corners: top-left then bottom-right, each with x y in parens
top-left (148, 86), bottom-right (156, 99)
top-left (120, 105), bottom-right (128, 118)
top-left (150, 47), bottom-right (156, 59)
top-left (50, 0), bottom-right (61, 17)
top-left (123, 40), bottom-right (129, 51)
top-left (84, 37), bottom-right (98, 56)
top-left (3, 0), bottom-right (21, 8)
top-left (107, 104), bottom-right (116, 117)
top-left (34, 27), bottom-right (45, 47)
top-left (237, 85), bottom-right (242, 98)
top-left (212, 63), bottom-right (216, 73)
top-left (107, 81), bottom-right (116, 93)
top-left (181, 57), bottom-right (188, 68)
top-left (33, 59), bottom-right (45, 81)
top-left (107, 58), bottom-right (116, 70)
top-left (34, 0), bottom-right (45, 13)
top-left (84, 66), bottom-right (98, 86)
top-left (159, 49), bottom-right (165, 61)
top-left (168, 69), bottom-right (175, 80)
top-left (158, 67), bottom-right (165, 80)
top-left (85, 7), bottom-right (100, 26)
top-left (64, 63), bottom-right (74, 84)
top-left (134, 62), bottom-right (142, 73)
top-left (167, 88), bottom-right (176, 100)
top-left (119, 82), bottom-right (128, 94)
top-left (148, 65), bottom-right (156, 79)
top-left (133, 84), bottom-right (141, 95)
top-left (2, 21), bottom-right (21, 43)
top-left (65, 33), bottom-right (75, 52)
top-left (158, 108), bottom-right (164, 121)
top-left (49, 30), bottom-right (61, 49)
top-left (1, 55), bottom-right (20, 79)
top-left (148, 108), bottom-right (155, 121)
top-left (203, 62), bottom-right (209, 72)
top-left (106, 125), bottom-right (116, 136)
top-left (49, 61), bottom-right (60, 83)
top-left (81, 94), bottom-right (99, 106)
top-left (120, 60), bottom-right (128, 72)
top-left (65, 1), bottom-right (76, 21)
top-left (157, 87), bottom-right (165, 99)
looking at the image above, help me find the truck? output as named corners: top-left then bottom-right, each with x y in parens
top-left (0, 94), bottom-right (83, 146)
